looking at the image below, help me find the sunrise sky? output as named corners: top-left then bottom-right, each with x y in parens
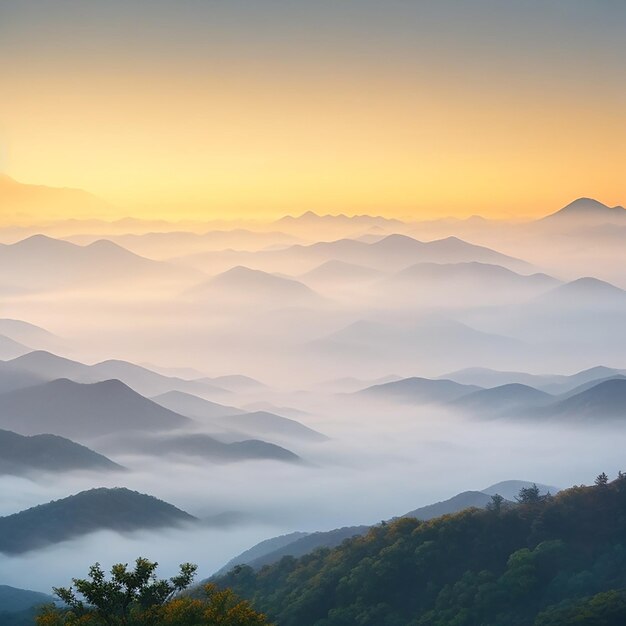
top-left (1, 0), bottom-right (624, 221)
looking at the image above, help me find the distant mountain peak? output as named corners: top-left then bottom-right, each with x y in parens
top-left (564, 197), bottom-right (611, 211)
top-left (11, 234), bottom-right (72, 250)
top-left (542, 197), bottom-right (626, 221)
top-left (557, 276), bottom-right (626, 296)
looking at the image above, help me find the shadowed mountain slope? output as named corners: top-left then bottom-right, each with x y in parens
top-left (0, 429), bottom-right (123, 475)
top-left (0, 378), bottom-right (190, 439)
top-left (0, 488), bottom-right (197, 555)
top-left (357, 376), bottom-right (481, 404)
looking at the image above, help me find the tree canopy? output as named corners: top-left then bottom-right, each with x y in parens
top-left (217, 474), bottom-right (626, 625)
top-left (36, 558), bottom-right (271, 626)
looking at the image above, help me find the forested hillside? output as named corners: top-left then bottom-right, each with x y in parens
top-left (218, 475), bottom-right (626, 625)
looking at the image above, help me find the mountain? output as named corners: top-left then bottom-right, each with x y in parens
top-left (0, 319), bottom-right (60, 351)
top-left (0, 173), bottom-right (110, 223)
top-left (217, 479), bottom-right (626, 626)
top-left (273, 212), bottom-right (404, 239)
top-left (125, 432), bottom-right (302, 464)
top-left (546, 379), bottom-right (626, 420)
top-left (151, 390), bottom-right (241, 420)
top-left (367, 234), bottom-right (529, 270)
top-left (89, 358), bottom-right (228, 397)
top-left (189, 266), bottom-right (322, 307)
top-left (402, 481), bottom-right (559, 521)
top-left (0, 429), bottom-right (123, 475)
top-left (0, 334), bottom-right (31, 360)
top-left (386, 262), bottom-right (557, 305)
top-left (357, 376), bottom-right (481, 404)
top-left (0, 235), bottom-right (197, 292)
top-left (301, 260), bottom-right (383, 283)
top-left (66, 229), bottom-right (302, 258)
top-left (317, 234), bottom-right (529, 272)
top-left (208, 374), bottom-right (267, 392)
top-left (215, 532), bottom-right (310, 576)
top-left (0, 585), bottom-right (55, 612)
top-left (439, 366), bottom-right (558, 389)
top-left (402, 490), bottom-right (494, 520)
top-left (4, 350), bottom-right (87, 380)
top-left (541, 197), bottom-right (626, 223)
top-left (556, 366), bottom-right (626, 392)
top-left (450, 383), bottom-right (554, 416)
top-left (313, 316), bottom-right (524, 373)
top-left (556, 374), bottom-right (626, 399)
top-left (275, 211), bottom-right (402, 228)
top-left (533, 277), bottom-right (626, 309)
top-left (440, 365), bottom-right (626, 395)
top-left (0, 378), bottom-right (190, 439)
top-left (174, 233), bottom-right (529, 277)
top-left (0, 364), bottom-right (45, 394)
top-left (215, 526), bottom-right (370, 575)
top-left (215, 479), bottom-right (560, 577)
top-left (317, 374), bottom-right (403, 393)
top-left (3, 350), bottom-right (228, 398)
top-left (0, 488), bottom-right (196, 555)
top-left (217, 411), bottom-right (328, 442)
top-left (482, 480), bottom-right (560, 500)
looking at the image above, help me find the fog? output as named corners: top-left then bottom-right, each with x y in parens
top-left (1, 202), bottom-right (625, 593)
top-left (3, 402), bottom-right (626, 592)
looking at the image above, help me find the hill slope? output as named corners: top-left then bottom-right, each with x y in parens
top-left (0, 585), bottom-right (55, 612)
top-left (541, 197), bottom-right (626, 223)
top-left (0, 235), bottom-right (195, 292)
top-left (0, 488), bottom-right (196, 555)
top-left (402, 490), bottom-right (494, 520)
top-left (218, 478), bottom-right (626, 626)
top-left (546, 379), bottom-right (626, 420)
top-left (5, 350), bottom-right (228, 398)
top-left (218, 411), bottom-right (328, 442)
top-left (123, 432), bottom-right (302, 464)
top-left (0, 429), bottom-right (123, 475)
top-left (358, 376), bottom-right (481, 404)
top-left (0, 378), bottom-right (190, 438)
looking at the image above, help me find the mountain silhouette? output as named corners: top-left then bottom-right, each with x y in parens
top-left (5, 350), bottom-right (228, 398)
top-left (0, 333), bottom-right (31, 360)
top-left (218, 411), bottom-right (328, 442)
top-left (0, 429), bottom-right (123, 475)
top-left (0, 234), bottom-right (197, 292)
top-left (189, 266), bottom-right (322, 306)
top-left (358, 376), bottom-right (481, 404)
top-left (151, 390), bottom-right (241, 420)
top-left (0, 318), bottom-right (60, 352)
top-left (0, 487), bottom-right (196, 555)
top-left (301, 260), bottom-right (383, 283)
top-left (450, 383), bottom-right (554, 416)
top-left (542, 197), bottom-right (626, 222)
top-left (0, 378), bottom-right (190, 439)
top-left (0, 585), bottom-right (55, 613)
top-left (129, 432), bottom-right (302, 464)
top-left (0, 173), bottom-right (110, 222)
top-left (531, 277), bottom-right (626, 311)
top-left (402, 491), bottom-right (495, 519)
top-left (546, 379), bottom-right (626, 420)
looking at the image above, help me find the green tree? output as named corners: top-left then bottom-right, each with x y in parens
top-left (516, 484), bottom-right (541, 504)
top-left (37, 558), bottom-right (271, 626)
top-left (595, 472), bottom-right (609, 487)
top-left (487, 493), bottom-right (505, 513)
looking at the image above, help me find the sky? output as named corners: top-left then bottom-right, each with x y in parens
top-left (0, 0), bottom-right (625, 221)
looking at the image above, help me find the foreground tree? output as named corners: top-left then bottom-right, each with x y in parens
top-left (37, 558), bottom-right (271, 626)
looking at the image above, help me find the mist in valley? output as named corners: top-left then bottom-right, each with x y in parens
top-left (1, 197), bottom-right (626, 595)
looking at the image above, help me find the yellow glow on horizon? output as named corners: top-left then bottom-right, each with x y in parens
top-left (1, 63), bottom-right (624, 223)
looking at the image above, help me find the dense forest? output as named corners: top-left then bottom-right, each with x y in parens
top-left (217, 475), bottom-right (626, 625)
